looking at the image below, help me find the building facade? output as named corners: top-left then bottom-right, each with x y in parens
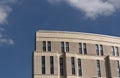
top-left (33, 30), bottom-right (120, 78)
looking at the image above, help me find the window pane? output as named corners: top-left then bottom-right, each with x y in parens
top-left (66, 42), bottom-right (69, 52)
top-left (50, 56), bottom-right (54, 74)
top-left (79, 43), bottom-right (82, 54)
top-left (96, 44), bottom-right (99, 55)
top-left (116, 61), bottom-right (120, 77)
top-left (43, 41), bottom-right (46, 51)
top-left (48, 41), bottom-right (51, 51)
top-left (60, 57), bottom-right (64, 75)
top-left (83, 43), bottom-right (87, 54)
top-left (78, 59), bottom-right (82, 76)
top-left (71, 57), bottom-right (75, 75)
top-left (112, 46), bottom-right (115, 56)
top-left (115, 47), bottom-right (119, 56)
top-left (42, 56), bottom-right (45, 74)
top-left (96, 60), bottom-right (101, 77)
top-left (61, 42), bottom-right (64, 52)
top-left (100, 45), bottom-right (104, 56)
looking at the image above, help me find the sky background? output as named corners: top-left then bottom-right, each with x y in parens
top-left (0, 0), bottom-right (120, 78)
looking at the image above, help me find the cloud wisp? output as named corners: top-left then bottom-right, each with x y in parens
top-left (47, 0), bottom-right (120, 19)
top-left (0, 0), bottom-right (16, 24)
top-left (0, 27), bottom-right (14, 45)
top-left (0, 0), bottom-right (15, 45)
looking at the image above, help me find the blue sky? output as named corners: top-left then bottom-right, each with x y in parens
top-left (0, 0), bottom-right (120, 78)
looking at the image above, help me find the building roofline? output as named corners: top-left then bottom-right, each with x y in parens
top-left (37, 30), bottom-right (120, 39)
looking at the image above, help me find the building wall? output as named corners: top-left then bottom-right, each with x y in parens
top-left (33, 30), bottom-right (120, 78)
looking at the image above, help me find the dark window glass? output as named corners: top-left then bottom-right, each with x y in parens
top-left (48, 41), bottom-right (51, 51)
top-left (43, 41), bottom-right (46, 51)
top-left (100, 45), bottom-right (104, 56)
top-left (97, 60), bottom-right (101, 77)
top-left (112, 46), bottom-right (115, 56)
top-left (61, 42), bottom-right (64, 52)
top-left (78, 59), bottom-right (82, 76)
top-left (79, 43), bottom-right (82, 54)
top-left (42, 56), bottom-right (45, 74)
top-left (71, 57), bottom-right (75, 75)
top-left (115, 47), bottom-right (119, 56)
top-left (96, 44), bottom-right (99, 55)
top-left (66, 42), bottom-right (69, 52)
top-left (116, 61), bottom-right (120, 77)
top-left (83, 43), bottom-right (87, 54)
top-left (60, 57), bottom-right (64, 75)
top-left (50, 56), bottom-right (54, 74)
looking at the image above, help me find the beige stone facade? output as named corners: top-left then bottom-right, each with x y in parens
top-left (33, 30), bottom-right (120, 78)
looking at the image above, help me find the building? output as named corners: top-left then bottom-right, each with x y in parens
top-left (32, 30), bottom-right (120, 78)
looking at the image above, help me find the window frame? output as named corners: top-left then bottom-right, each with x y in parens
top-left (60, 57), bottom-right (64, 75)
top-left (100, 45), bottom-right (104, 56)
top-left (47, 41), bottom-right (51, 51)
top-left (42, 56), bottom-right (46, 74)
top-left (50, 56), bottom-right (54, 74)
top-left (43, 41), bottom-right (46, 51)
top-left (115, 47), bottom-right (119, 56)
top-left (61, 42), bottom-right (65, 52)
top-left (79, 43), bottom-right (82, 54)
top-left (71, 57), bottom-right (75, 75)
top-left (78, 58), bottom-right (82, 76)
top-left (66, 42), bottom-right (69, 52)
top-left (83, 43), bottom-right (87, 54)
top-left (96, 60), bottom-right (101, 77)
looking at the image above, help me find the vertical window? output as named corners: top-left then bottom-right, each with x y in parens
top-left (116, 60), bottom-right (120, 77)
top-left (83, 43), bottom-right (87, 54)
top-left (96, 60), bottom-right (101, 77)
top-left (79, 43), bottom-right (82, 54)
top-left (48, 41), bottom-right (51, 51)
top-left (78, 58), bottom-right (82, 76)
top-left (112, 46), bottom-right (119, 56)
top-left (61, 42), bottom-right (70, 52)
top-left (50, 56), bottom-right (54, 74)
top-left (100, 45), bottom-right (104, 55)
top-left (66, 42), bottom-right (69, 52)
top-left (112, 46), bottom-right (115, 56)
top-left (61, 42), bottom-right (64, 52)
top-left (60, 57), bottom-right (64, 75)
top-left (115, 47), bottom-right (119, 56)
top-left (71, 57), bottom-right (75, 75)
top-left (43, 41), bottom-right (46, 51)
top-left (96, 44), bottom-right (99, 55)
top-left (42, 56), bottom-right (45, 74)
top-left (96, 44), bottom-right (104, 56)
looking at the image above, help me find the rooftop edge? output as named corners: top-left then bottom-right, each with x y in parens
top-left (36, 30), bottom-right (120, 39)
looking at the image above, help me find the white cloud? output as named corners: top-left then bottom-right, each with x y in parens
top-left (0, 0), bottom-right (15, 24)
top-left (0, 6), bottom-right (12, 24)
top-left (0, 38), bottom-right (14, 45)
top-left (47, 0), bottom-right (120, 19)
top-left (0, 27), bottom-right (14, 45)
top-left (0, 0), bottom-right (15, 45)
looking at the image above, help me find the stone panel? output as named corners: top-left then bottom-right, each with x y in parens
top-left (51, 41), bottom-right (60, 53)
top-left (46, 56), bottom-right (50, 74)
top-left (100, 60), bottom-right (106, 77)
top-left (118, 47), bottom-right (120, 57)
top-left (34, 55), bottom-right (41, 74)
top-left (69, 42), bottom-right (78, 54)
top-left (54, 56), bottom-right (59, 75)
top-left (103, 45), bottom-right (111, 56)
top-left (82, 59), bottom-right (97, 77)
top-left (87, 43), bottom-right (96, 55)
top-left (66, 57), bottom-right (72, 76)
top-left (110, 60), bottom-right (117, 77)
top-left (36, 41), bottom-right (42, 52)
